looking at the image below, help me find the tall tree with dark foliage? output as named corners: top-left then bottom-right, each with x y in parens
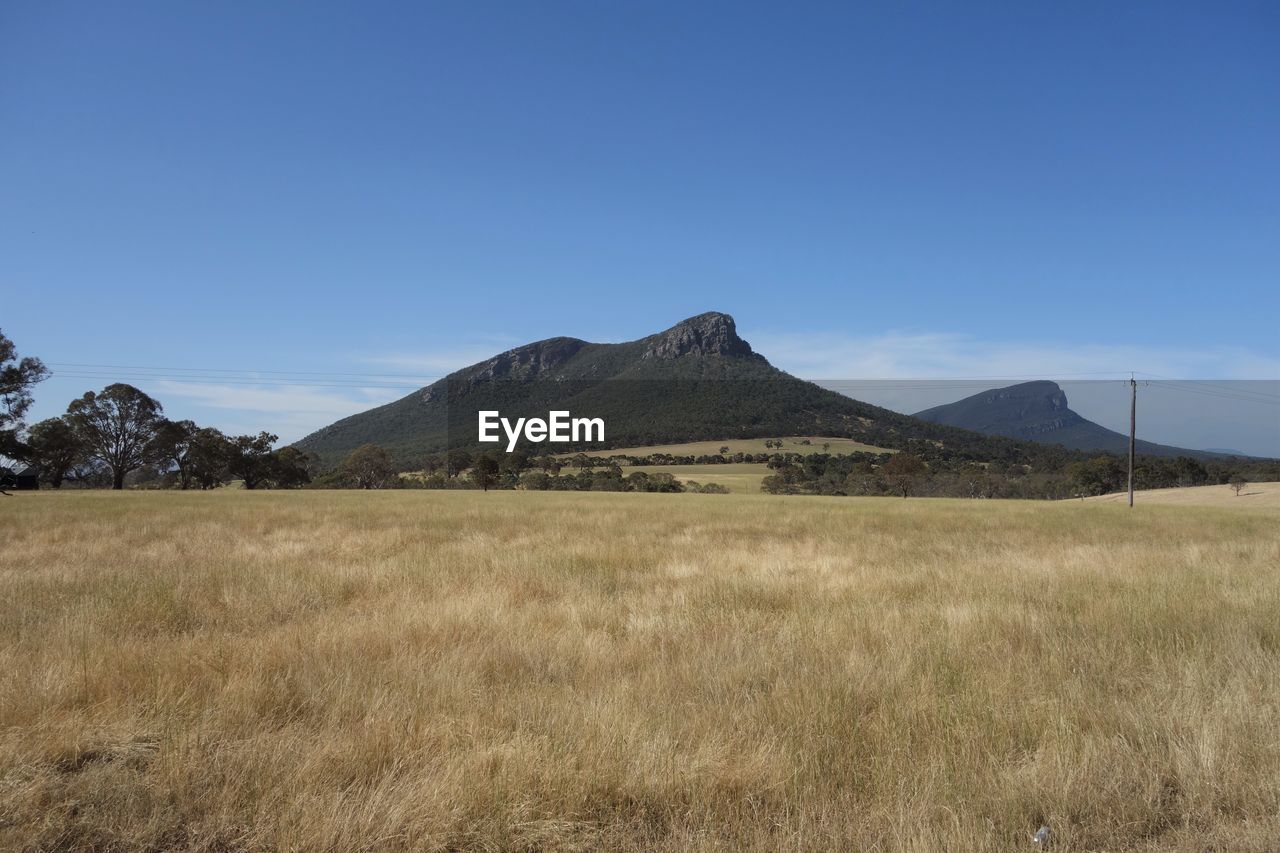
top-left (149, 419), bottom-right (200, 489)
top-left (341, 443), bottom-right (395, 489)
top-left (882, 453), bottom-right (927, 498)
top-left (24, 417), bottom-right (86, 489)
top-left (471, 452), bottom-right (500, 492)
top-left (187, 427), bottom-right (231, 490)
top-left (272, 446), bottom-right (315, 489)
top-left (66, 384), bottom-right (164, 489)
top-left (224, 432), bottom-right (278, 490)
top-left (0, 329), bottom-right (49, 460)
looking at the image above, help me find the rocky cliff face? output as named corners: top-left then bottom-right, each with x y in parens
top-left (916, 380), bottom-right (1081, 436)
top-left (419, 336), bottom-right (587, 401)
top-left (420, 312), bottom-right (762, 401)
top-left (976, 381), bottom-right (1078, 433)
top-left (641, 312), bottom-right (758, 360)
top-left (980, 380), bottom-right (1069, 413)
top-left (465, 337), bottom-right (587, 382)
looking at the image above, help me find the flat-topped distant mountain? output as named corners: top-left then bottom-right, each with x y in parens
top-left (295, 313), bottom-right (1068, 467)
top-left (913, 380), bottom-right (1232, 459)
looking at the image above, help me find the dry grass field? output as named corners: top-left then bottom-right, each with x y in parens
top-left (1087, 481), bottom-right (1280, 508)
top-left (569, 436), bottom-right (893, 458)
top-left (3, 490), bottom-right (1279, 851)
top-left (627, 463), bottom-right (771, 494)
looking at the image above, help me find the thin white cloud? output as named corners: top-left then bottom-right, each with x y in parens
top-left (745, 329), bottom-right (1280, 380)
top-left (153, 381), bottom-right (403, 443)
top-left (360, 336), bottom-right (523, 376)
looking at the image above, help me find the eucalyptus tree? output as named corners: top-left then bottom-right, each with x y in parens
top-left (0, 329), bottom-right (49, 459)
top-left (224, 432), bottom-right (278, 490)
top-left (341, 443), bottom-right (395, 489)
top-left (24, 416), bottom-right (85, 489)
top-left (187, 427), bottom-right (231, 490)
top-left (66, 384), bottom-right (164, 489)
top-left (150, 418), bottom-right (199, 489)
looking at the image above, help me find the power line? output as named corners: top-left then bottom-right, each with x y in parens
top-left (46, 361), bottom-right (440, 380)
top-left (49, 371), bottom-right (427, 390)
top-left (813, 371), bottom-right (1139, 381)
top-left (1144, 383), bottom-right (1280, 407)
top-left (1133, 373), bottom-right (1280, 401)
top-left (818, 379), bottom-right (1172, 391)
top-left (1162, 382), bottom-right (1279, 403)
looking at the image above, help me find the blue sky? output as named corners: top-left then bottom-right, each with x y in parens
top-left (3, 2), bottom-right (1277, 449)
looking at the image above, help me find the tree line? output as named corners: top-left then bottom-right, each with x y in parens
top-left (757, 449), bottom-right (1276, 499)
top-left (22, 384), bottom-right (315, 490)
top-left (317, 444), bottom-right (728, 493)
top-left (2, 330), bottom-right (314, 491)
top-left (4, 329), bottom-right (1274, 497)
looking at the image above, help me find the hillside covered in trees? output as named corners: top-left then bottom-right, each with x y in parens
top-left (296, 312), bottom-right (1123, 470)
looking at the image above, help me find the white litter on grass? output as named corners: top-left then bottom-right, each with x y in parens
top-left (1032, 825), bottom-right (1051, 845)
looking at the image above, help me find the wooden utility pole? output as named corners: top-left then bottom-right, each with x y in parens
top-left (1128, 376), bottom-right (1137, 508)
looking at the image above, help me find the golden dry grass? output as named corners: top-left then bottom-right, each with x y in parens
top-left (627, 463), bottom-right (770, 493)
top-left (1086, 481), bottom-right (1280, 508)
top-left (568, 436), bottom-right (893, 459)
top-left (2, 490), bottom-right (1279, 851)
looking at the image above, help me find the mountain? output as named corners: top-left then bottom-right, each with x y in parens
top-left (295, 312), bottom-right (1069, 468)
top-left (913, 380), bottom-right (1226, 459)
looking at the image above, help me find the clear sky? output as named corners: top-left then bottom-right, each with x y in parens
top-left (3, 2), bottom-right (1277, 449)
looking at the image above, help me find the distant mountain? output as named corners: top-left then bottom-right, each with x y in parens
top-left (913, 380), bottom-right (1228, 459)
top-left (295, 313), bottom-right (1070, 468)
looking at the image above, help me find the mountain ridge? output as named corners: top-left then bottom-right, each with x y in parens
top-left (297, 312), bottom-right (1079, 468)
top-left (298, 312), bottom-right (856, 464)
top-left (913, 380), bottom-right (1231, 459)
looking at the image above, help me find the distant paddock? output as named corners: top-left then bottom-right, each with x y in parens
top-left (564, 436), bottom-right (894, 459)
top-left (1085, 481), bottom-right (1280, 508)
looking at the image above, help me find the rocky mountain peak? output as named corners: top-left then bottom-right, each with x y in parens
top-left (985, 380), bottom-right (1069, 412)
top-left (466, 337), bottom-right (586, 382)
top-left (642, 312), bottom-right (756, 360)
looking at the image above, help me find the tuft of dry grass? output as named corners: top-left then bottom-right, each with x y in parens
top-left (2, 490), bottom-right (1279, 850)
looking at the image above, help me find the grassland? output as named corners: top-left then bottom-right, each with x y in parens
top-left (3, 490), bottom-right (1279, 851)
top-left (569, 435), bottom-right (893, 458)
top-left (1087, 480), bottom-right (1280, 508)
top-left (627, 463), bottom-right (771, 494)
